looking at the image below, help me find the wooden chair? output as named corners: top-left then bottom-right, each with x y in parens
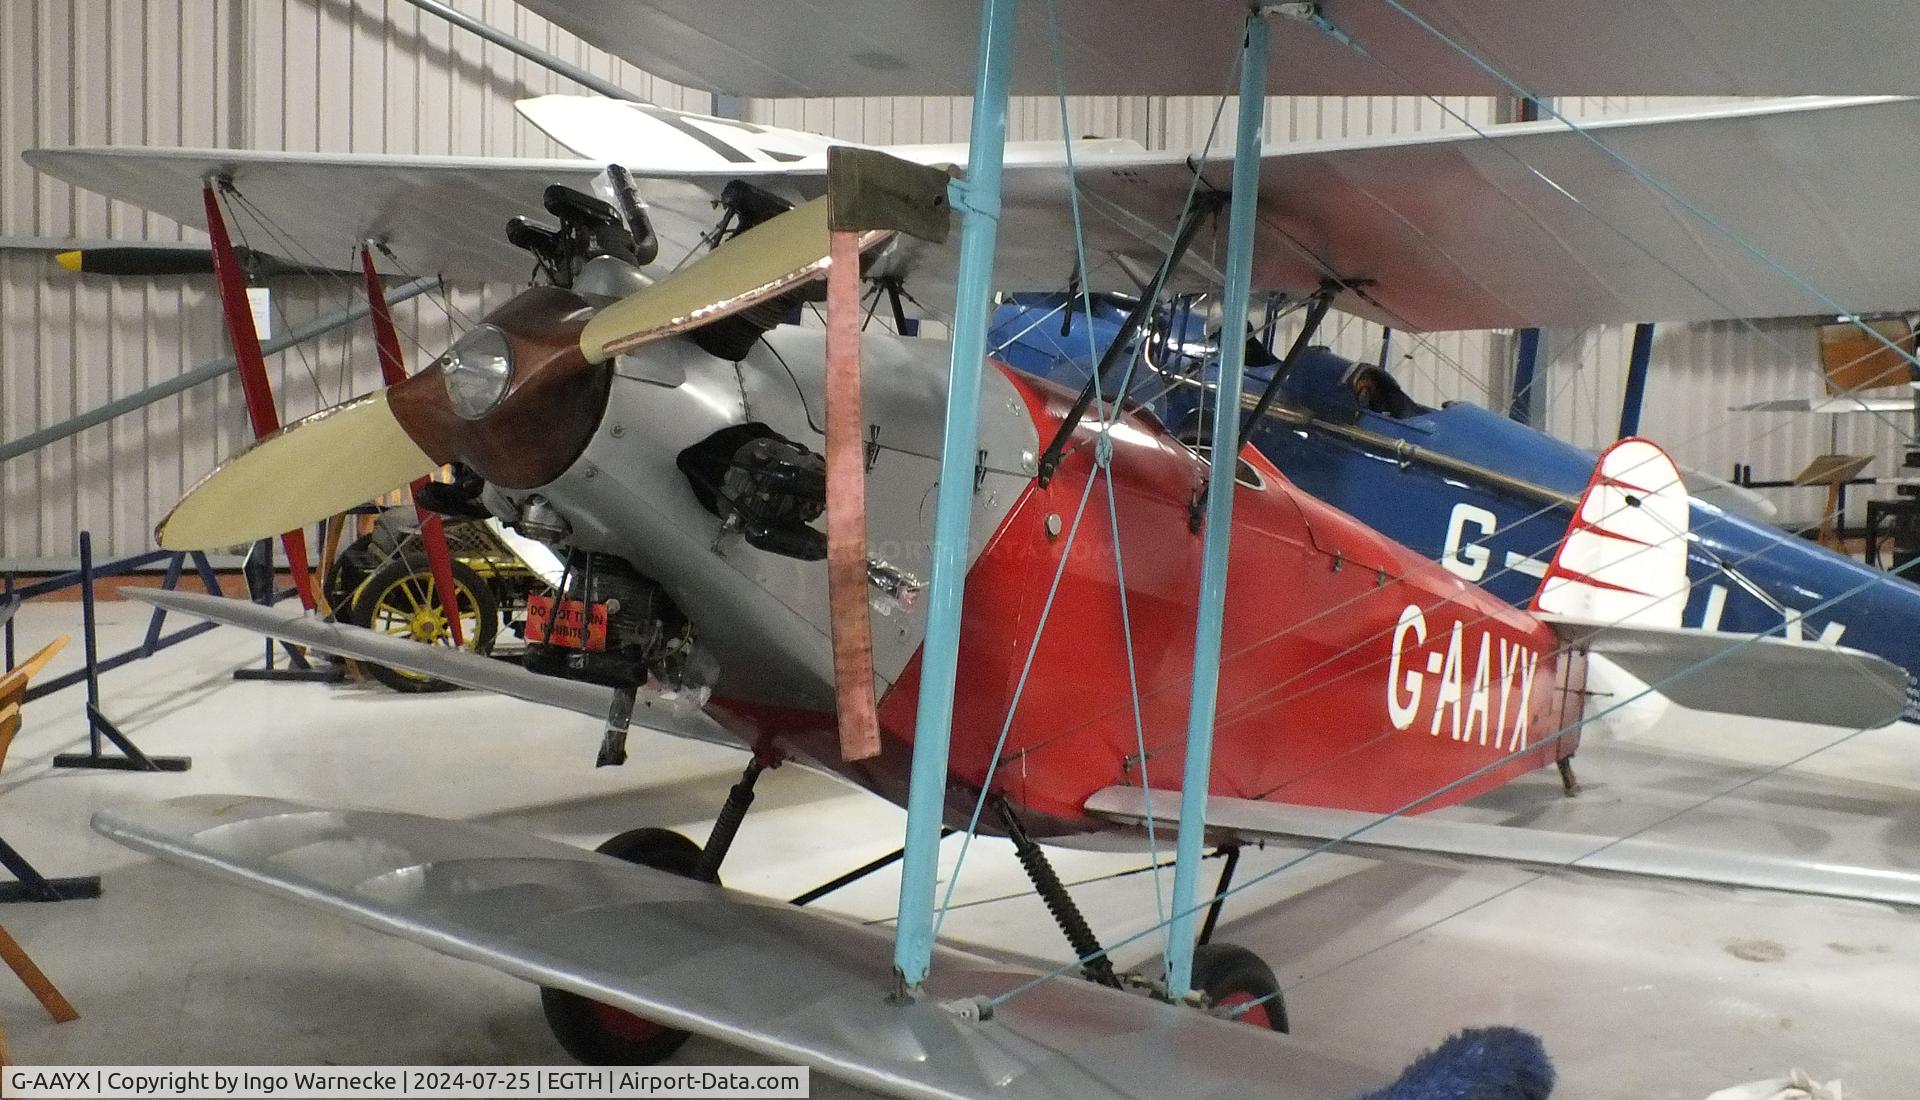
top-left (0, 639), bottom-right (82, 1030)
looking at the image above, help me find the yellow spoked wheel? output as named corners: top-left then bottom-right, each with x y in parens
top-left (345, 555), bottom-right (498, 693)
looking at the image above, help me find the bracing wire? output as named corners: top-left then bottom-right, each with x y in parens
top-left (927, 1), bottom-right (1240, 948)
top-left (981, 544), bottom-right (1920, 1012)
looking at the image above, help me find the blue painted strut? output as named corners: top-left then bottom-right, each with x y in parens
top-left (1618, 322), bottom-right (1655, 438)
top-left (892, 0), bottom-right (1020, 993)
top-left (1165, 12), bottom-right (1269, 1001)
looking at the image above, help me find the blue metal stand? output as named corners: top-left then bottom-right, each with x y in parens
top-left (1165, 12), bottom-right (1269, 1002)
top-left (50, 532), bottom-right (193, 772)
top-left (892, 0), bottom-right (1020, 995)
top-left (1618, 322), bottom-right (1655, 438)
top-left (230, 537), bottom-right (340, 683)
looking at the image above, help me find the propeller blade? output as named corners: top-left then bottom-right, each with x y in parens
top-left (157, 389), bottom-right (440, 551)
top-left (56, 245), bottom-right (217, 277)
top-left (53, 244), bottom-right (350, 280)
top-left (578, 195), bottom-right (892, 363)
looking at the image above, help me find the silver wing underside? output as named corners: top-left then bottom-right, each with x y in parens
top-left (1733, 396), bottom-right (1919, 414)
top-left (30, 97), bottom-right (1920, 331)
top-left (513, 0), bottom-right (1920, 98)
top-left (1085, 788), bottom-right (1920, 909)
top-left (95, 797), bottom-right (1388, 1100)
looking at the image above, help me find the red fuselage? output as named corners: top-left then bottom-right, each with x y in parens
top-left (713, 364), bottom-right (1583, 836)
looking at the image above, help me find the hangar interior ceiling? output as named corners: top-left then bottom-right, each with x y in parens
top-left (0, 1), bottom-right (1900, 566)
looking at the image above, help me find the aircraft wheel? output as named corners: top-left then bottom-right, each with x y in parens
top-left (1192, 942), bottom-right (1288, 1033)
top-left (346, 555), bottom-right (497, 693)
top-left (539, 828), bottom-right (707, 1065)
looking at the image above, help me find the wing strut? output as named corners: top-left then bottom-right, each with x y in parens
top-left (1166, 10), bottom-right (1271, 1003)
top-left (1036, 191), bottom-right (1222, 486)
top-left (891, 0), bottom-right (1022, 996)
top-left (1236, 279), bottom-right (1339, 453)
top-left (358, 242), bottom-right (466, 648)
top-left (202, 180), bottom-right (319, 611)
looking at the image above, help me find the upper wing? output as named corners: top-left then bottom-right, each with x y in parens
top-left (97, 795), bottom-right (1387, 1100)
top-left (32, 96), bottom-right (1920, 330)
top-left (511, 0), bottom-right (1920, 98)
top-left (123, 589), bottom-right (738, 749)
top-left (19, 146), bottom-right (604, 285)
top-left (1084, 788), bottom-right (1920, 909)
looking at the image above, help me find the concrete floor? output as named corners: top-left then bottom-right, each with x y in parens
top-left (3, 601), bottom-right (1918, 1096)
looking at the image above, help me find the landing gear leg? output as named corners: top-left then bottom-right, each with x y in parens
top-left (1557, 756), bottom-right (1581, 797)
top-left (542, 754), bottom-right (773, 1065)
top-left (696, 759), bottom-right (765, 882)
top-left (1196, 844), bottom-right (1241, 947)
top-left (992, 796), bottom-right (1122, 988)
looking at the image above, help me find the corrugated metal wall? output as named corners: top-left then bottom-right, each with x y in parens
top-left (3, 5), bottom-right (1904, 564)
top-left (0, 0), bottom-right (699, 567)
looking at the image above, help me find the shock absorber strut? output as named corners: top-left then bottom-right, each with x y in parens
top-left (696, 759), bottom-right (765, 882)
top-left (992, 796), bottom-right (1121, 988)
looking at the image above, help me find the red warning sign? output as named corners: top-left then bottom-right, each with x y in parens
top-left (526, 594), bottom-right (609, 652)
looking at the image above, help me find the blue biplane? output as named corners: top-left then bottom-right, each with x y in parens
top-left (992, 291), bottom-right (1920, 721)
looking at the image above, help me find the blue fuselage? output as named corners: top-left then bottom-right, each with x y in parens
top-left (990, 295), bottom-right (1920, 719)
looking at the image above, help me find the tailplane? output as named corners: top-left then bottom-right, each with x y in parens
top-left (1537, 439), bottom-right (1908, 731)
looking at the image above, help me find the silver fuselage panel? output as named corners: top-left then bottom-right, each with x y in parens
top-left (498, 326), bottom-right (1038, 713)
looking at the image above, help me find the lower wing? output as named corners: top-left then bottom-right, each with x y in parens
top-left (96, 795), bottom-right (1388, 1100)
top-left (124, 588), bottom-right (735, 749)
top-left (1085, 787), bottom-right (1920, 909)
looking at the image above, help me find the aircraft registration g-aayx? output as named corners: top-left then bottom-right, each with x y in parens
top-left (989, 292), bottom-right (1920, 726)
top-left (27, 2), bottom-right (1920, 1096)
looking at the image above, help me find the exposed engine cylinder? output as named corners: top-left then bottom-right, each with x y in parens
top-left (678, 424), bottom-right (828, 561)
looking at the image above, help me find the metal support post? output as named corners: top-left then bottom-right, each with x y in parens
top-left (1507, 97), bottom-right (1546, 429)
top-left (1165, 12), bottom-right (1269, 1002)
top-left (892, 0), bottom-right (1020, 996)
top-left (1618, 322), bottom-right (1655, 438)
top-left (1509, 327), bottom-right (1542, 426)
top-left (51, 532), bottom-right (191, 772)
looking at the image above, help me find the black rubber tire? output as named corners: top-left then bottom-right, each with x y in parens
top-left (345, 555), bottom-right (497, 693)
top-left (1191, 942), bottom-right (1288, 1033)
top-left (539, 829), bottom-right (707, 1065)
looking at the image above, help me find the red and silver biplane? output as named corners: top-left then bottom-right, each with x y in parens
top-left (27, 1), bottom-right (1920, 1096)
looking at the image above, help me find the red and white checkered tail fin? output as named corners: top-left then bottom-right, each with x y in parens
top-left (1530, 437), bottom-right (1690, 628)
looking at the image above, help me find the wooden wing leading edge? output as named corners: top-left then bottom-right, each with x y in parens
top-left (95, 796), bottom-right (1389, 1100)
